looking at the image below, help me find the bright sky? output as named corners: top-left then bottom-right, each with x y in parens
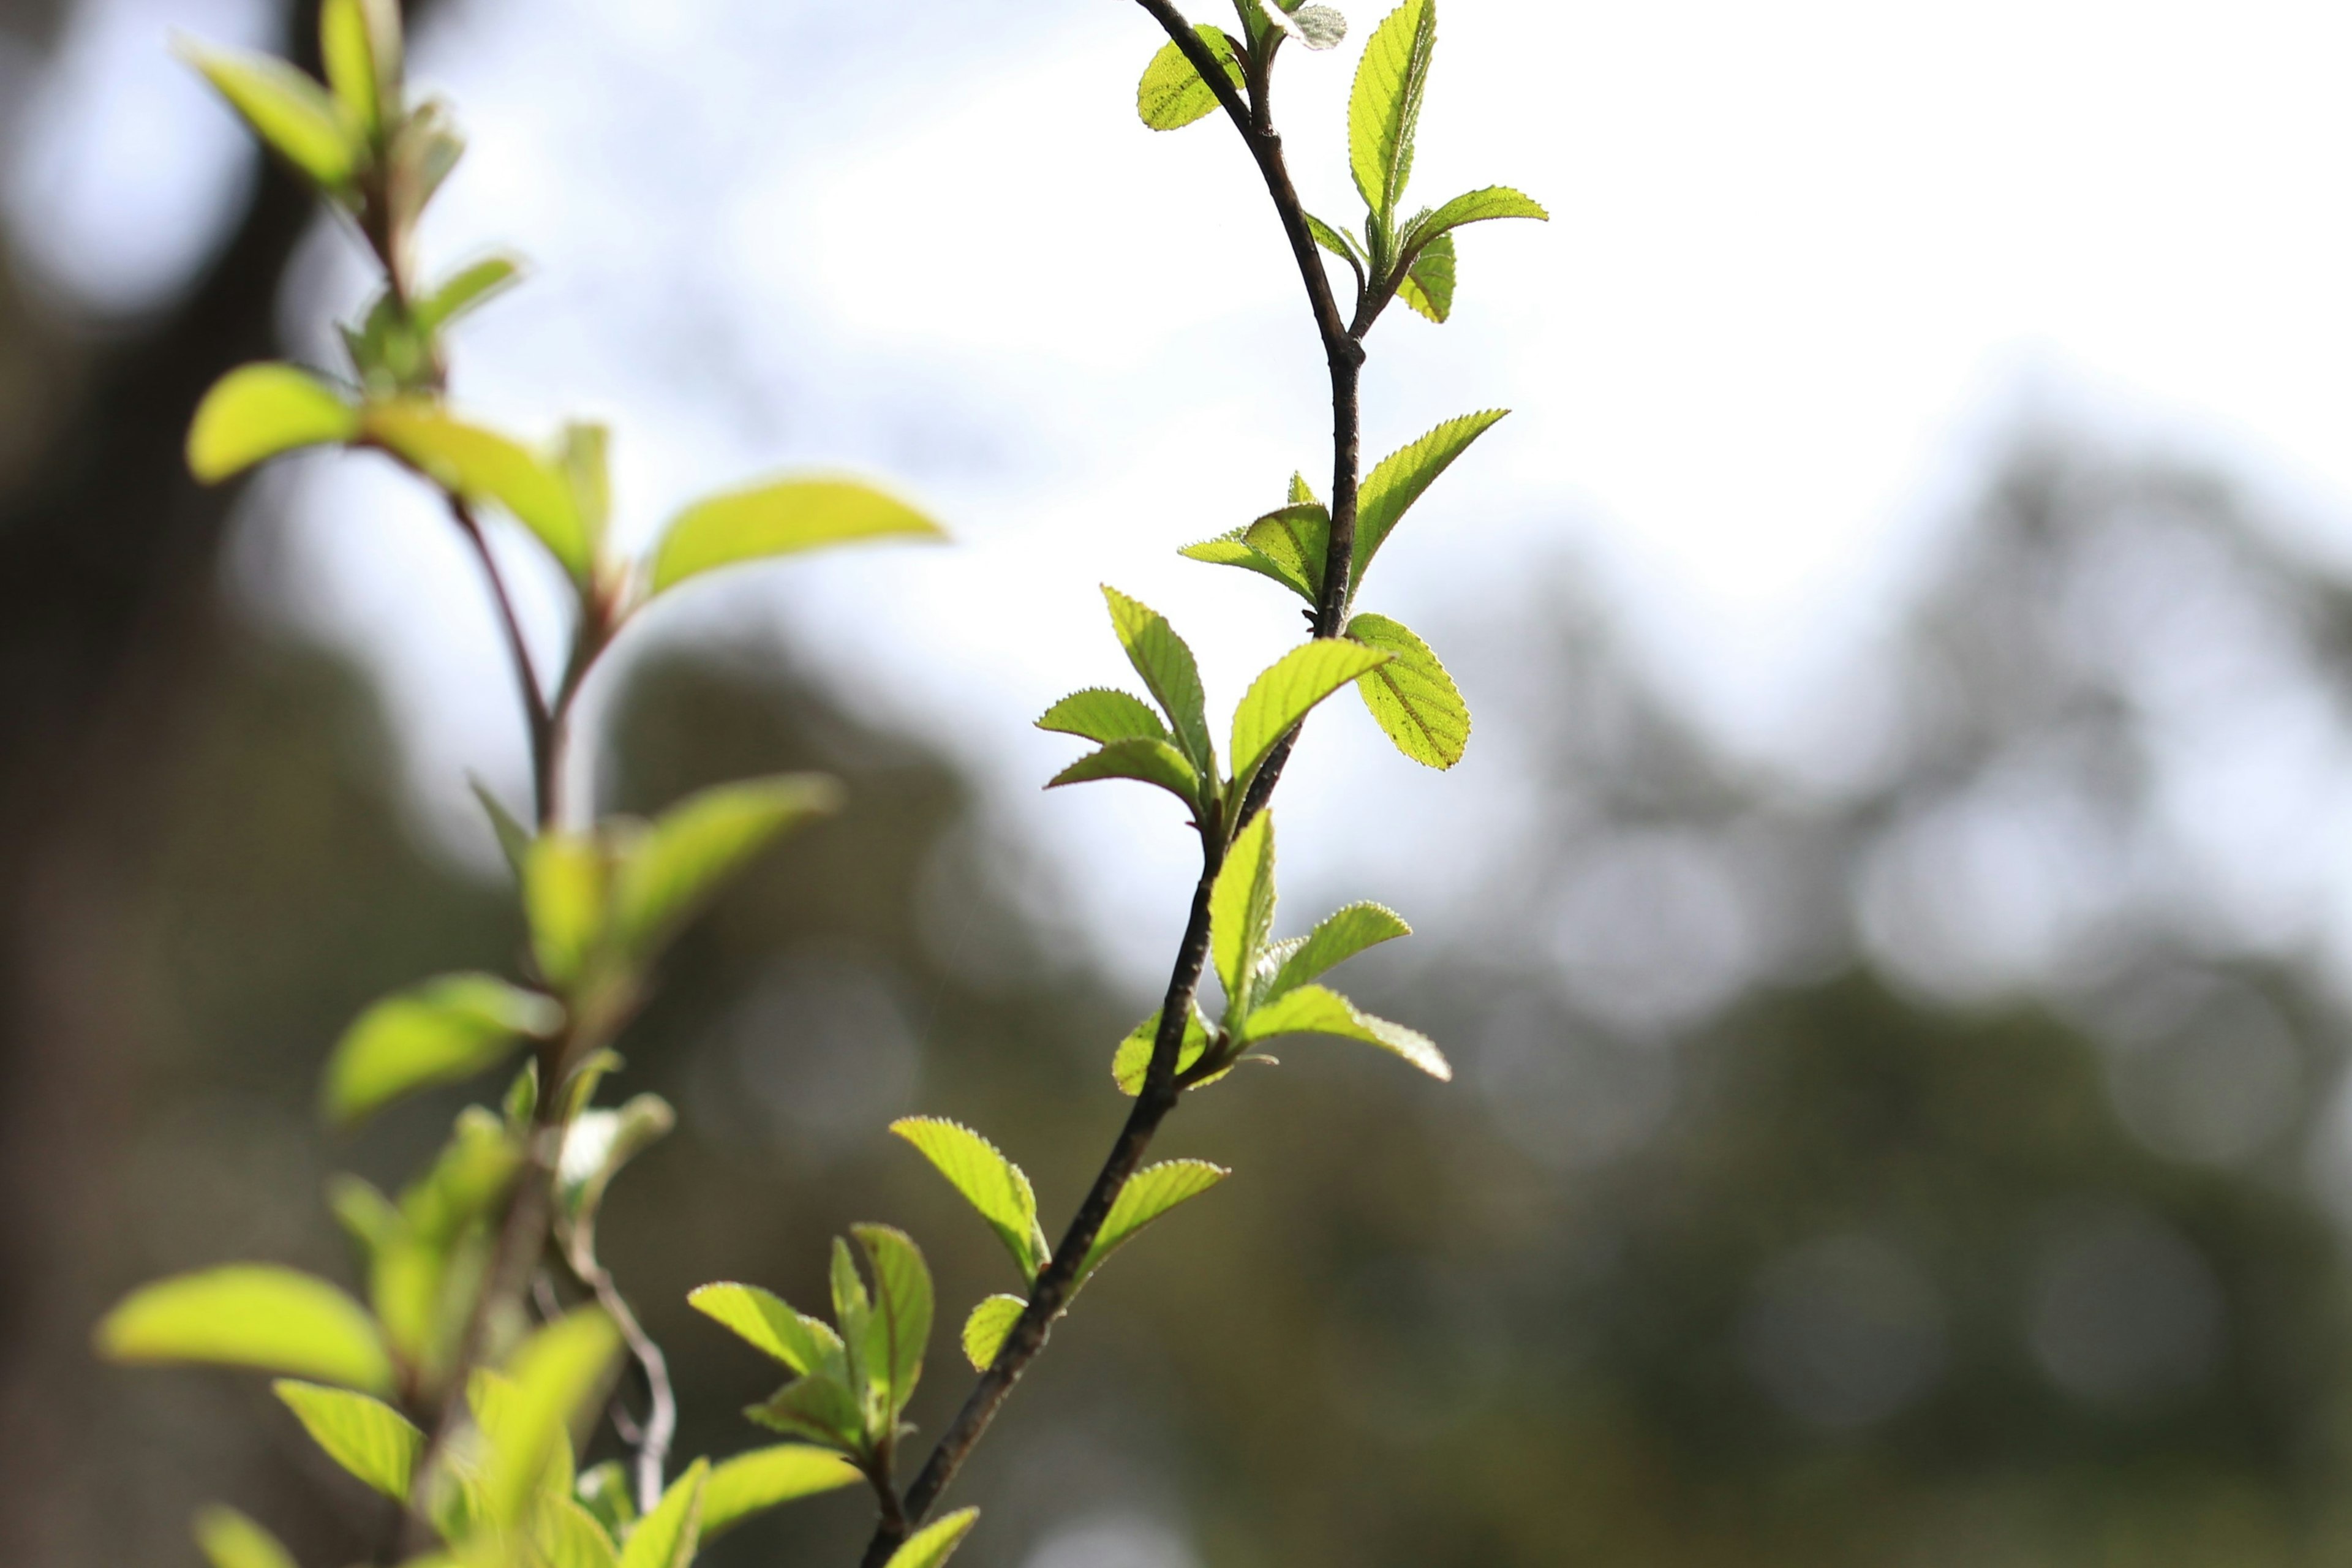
top-left (15, 0), bottom-right (2352, 983)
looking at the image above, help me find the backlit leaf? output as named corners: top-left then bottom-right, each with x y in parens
top-left (193, 1506), bottom-right (298, 1568)
top-left (851, 1224), bottom-right (933, 1424)
top-left (178, 40), bottom-right (355, 192)
top-left (617, 1459), bottom-right (707, 1568)
top-left (884, 1507), bottom-right (981, 1568)
top-left (1101, 587), bottom-right (1214, 771)
top-left (746, 1374), bottom-right (864, 1452)
top-left (1396, 229), bottom-right (1454, 322)
top-left (524, 833), bottom-right (607, 990)
top-left (1177, 531), bottom-right (1303, 595)
top-left (415, 254), bottom-right (524, 333)
top-left (481, 1310), bottom-right (620, 1531)
top-left (186, 363), bottom-right (358, 483)
top-left (687, 1283), bottom-right (847, 1382)
top-left (1240, 502), bottom-right (1332, 602)
top-left (1347, 0), bottom-right (1434, 221)
top-left (961, 1295), bottom-right (1025, 1371)
top-left (700, 1446), bottom-right (861, 1541)
top-left (1354, 409), bottom-right (1507, 579)
top-left (1046, 737), bottom-right (1202, 812)
top-left (611, 775), bottom-right (842, 958)
top-left (1346, 612), bottom-right (1469, 766)
top-left (469, 778), bottom-right (531, 879)
top-left (1110, 1005), bottom-right (1215, 1096)
top-left (1209, 810), bottom-right (1278, 1009)
top-left (1237, 982), bottom-right (1450, 1079)
top-left (322, 971), bottom-right (559, 1126)
top-left (537, 1496), bottom-right (622, 1568)
top-left (891, 1118), bottom-right (1047, 1281)
top-left (1407, 184), bottom-right (1549, 244)
top-left (1036, 688), bottom-right (1167, 747)
top-left (556, 1094), bottom-right (674, 1234)
top-left (96, 1265), bottom-right (394, 1394)
top-left (1228, 639), bottom-right (1390, 788)
top-left (649, 477), bottom-right (942, 598)
top-left (274, 1379), bottom-right (421, 1500)
top-left (318, 0), bottom-right (379, 137)
top-left (362, 401), bottom-right (589, 579)
top-left (1136, 24), bottom-right (1243, 130)
top-left (1077, 1161), bottom-right (1230, 1282)
top-left (1265, 902), bottom-right (1411, 1001)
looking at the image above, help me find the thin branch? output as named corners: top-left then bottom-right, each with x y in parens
top-left (857, 7), bottom-right (1368, 1558)
top-left (447, 499), bottom-right (558, 827)
top-left (571, 1250), bottom-right (678, 1513)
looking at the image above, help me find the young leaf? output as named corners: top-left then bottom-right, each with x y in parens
top-left (318, 0), bottom-right (379, 137)
top-left (415, 254), bottom-right (525, 333)
top-left (480, 1310), bottom-right (621, 1531)
top-left (617, 1458), bottom-right (709, 1568)
top-left (1228, 639), bottom-right (1392, 788)
top-left (554, 422), bottom-right (611, 548)
top-left (1404, 184), bottom-right (1550, 247)
top-left (386, 97), bottom-right (463, 231)
top-left (193, 1506), bottom-right (298, 1568)
top-left (1240, 502), bottom-right (1333, 603)
top-left (885, 1507), bottom-right (981, 1568)
top-left (556, 1094), bottom-right (675, 1235)
top-left (1347, 0), bottom-right (1435, 221)
top-left (1269, 1), bottom-right (1349, 49)
top-left (609, 774), bottom-right (843, 959)
top-left (1077, 1160), bottom-right (1231, 1283)
top-left (577, 1460), bottom-right (638, 1539)
top-left (647, 477), bottom-right (943, 599)
top-left (830, 1237), bottom-right (875, 1420)
top-left (469, 778), bottom-right (532, 880)
top-left (1036, 688), bottom-right (1167, 747)
top-left (1101, 587), bottom-right (1215, 772)
top-left (361, 401), bottom-right (590, 579)
top-left (851, 1224), bottom-right (933, 1425)
top-left (322, 971), bottom-right (560, 1126)
top-left (961, 1295), bottom-right (1026, 1372)
top-left (1345, 612), bottom-right (1469, 766)
top-left (1177, 531), bottom-right (1304, 596)
top-left (1354, 409), bottom-right (1507, 579)
top-left (1110, 1005), bottom-right (1216, 1096)
top-left (1396, 230), bottom-right (1455, 322)
top-left (687, 1283), bottom-right (847, 1382)
top-left (1137, 24), bottom-right (1245, 130)
top-left (1046, 737), bottom-right (1202, 812)
top-left (1264, 902), bottom-right (1411, 1001)
top-left (746, 1373), bottom-right (865, 1452)
top-left (176, 40), bottom-right (356, 192)
top-left (186, 363), bottom-right (359, 483)
top-left (1209, 810), bottom-right (1277, 1009)
top-left (273, 1379), bottom-right (421, 1500)
top-left (96, 1265), bottom-right (395, 1394)
top-left (1305, 213), bottom-right (1366, 271)
top-left (890, 1118), bottom-right (1047, 1281)
top-left (699, 1445), bottom-right (862, 1541)
top-left (524, 832), bottom-right (608, 990)
top-left (1237, 982), bottom-right (1451, 1078)
top-left (538, 1496), bottom-right (624, 1568)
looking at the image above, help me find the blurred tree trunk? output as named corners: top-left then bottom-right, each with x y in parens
top-left (0, 3), bottom-right (361, 1556)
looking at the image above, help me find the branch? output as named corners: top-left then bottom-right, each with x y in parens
top-left (571, 1251), bottom-right (677, 1513)
top-left (447, 499), bottom-right (558, 827)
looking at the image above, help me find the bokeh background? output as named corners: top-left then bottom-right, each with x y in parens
top-left (12, 2), bottom-right (2352, 1566)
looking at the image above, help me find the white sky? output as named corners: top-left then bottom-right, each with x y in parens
top-left (17, 0), bottom-right (2352, 985)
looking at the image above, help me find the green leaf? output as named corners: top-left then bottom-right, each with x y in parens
top-left (648, 477), bottom-right (943, 598)
top-left (884, 1508), bottom-right (981, 1568)
top-left (1136, 24), bottom-right (1244, 130)
top-left (193, 1506), bottom-right (298, 1568)
top-left (321, 972), bottom-right (559, 1127)
top-left (537, 1496), bottom-right (623, 1568)
top-left (1036, 688), bottom-right (1167, 747)
top-left (361, 401), bottom-right (590, 579)
top-left (1406, 184), bottom-right (1550, 246)
top-left (890, 1118), bottom-right (1047, 1281)
top-left (1110, 1005), bottom-right (1216, 1096)
top-left (850, 1224), bottom-right (933, 1425)
top-left (1077, 1160), bottom-right (1230, 1283)
top-left (687, 1283), bottom-right (847, 1382)
top-left (617, 1459), bottom-right (708, 1568)
top-left (318, 0), bottom-right (379, 137)
top-left (556, 1094), bottom-right (674, 1234)
top-left (1344, 611), bottom-right (1469, 766)
top-left (385, 97), bottom-right (462, 232)
top-left (1237, 982), bottom-right (1450, 1079)
top-left (273, 1379), bottom-right (421, 1500)
top-left (1209, 810), bottom-right (1278, 1010)
top-left (1354, 409), bottom-right (1507, 579)
top-left (1240, 501), bottom-right (1333, 602)
top-left (524, 833), bottom-right (608, 990)
top-left (1395, 229), bottom-right (1454, 322)
top-left (960, 1295), bottom-right (1025, 1372)
top-left (554, 421), bottom-right (612, 549)
top-left (1046, 737), bottom-right (1203, 812)
top-left (96, 1265), bottom-right (394, 1394)
top-left (469, 778), bottom-right (532, 880)
top-left (1102, 587), bottom-right (1215, 773)
top-left (481, 1310), bottom-right (620, 1531)
top-left (1265, 902), bottom-right (1411, 1002)
top-left (577, 1461), bottom-right (638, 1539)
top-left (829, 1237), bottom-right (875, 1425)
top-left (745, 1374), bottom-right (865, 1452)
top-left (1229, 639), bottom-right (1392, 788)
top-left (186, 363), bottom-right (359, 483)
top-left (1176, 531), bottom-right (1302, 596)
top-left (415, 255), bottom-right (525, 334)
top-left (1348, 0), bottom-right (1435, 221)
top-left (611, 775), bottom-right (842, 958)
top-left (177, 40), bottom-right (356, 192)
top-left (699, 1445), bottom-right (862, 1541)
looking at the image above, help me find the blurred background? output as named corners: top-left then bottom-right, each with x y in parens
top-left (12, 1), bottom-right (2352, 1565)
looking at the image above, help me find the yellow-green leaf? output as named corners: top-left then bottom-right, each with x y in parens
top-left (700, 1445), bottom-right (862, 1541)
top-left (274, 1379), bottom-right (421, 1500)
top-left (177, 40), bottom-right (356, 191)
top-left (415, 254), bottom-right (524, 334)
top-left (318, 0), bottom-right (379, 137)
top-left (617, 1459), bottom-right (708, 1568)
top-left (322, 971), bottom-right (560, 1126)
top-left (1344, 612), bottom-right (1468, 767)
top-left (524, 833), bottom-right (608, 990)
top-left (1354, 409), bottom-right (1507, 579)
top-left (1046, 737), bottom-right (1202, 811)
top-left (193, 1506), bottom-right (298, 1568)
top-left (1209, 810), bottom-right (1277, 1010)
top-left (362, 401), bottom-right (590, 579)
top-left (1110, 1006), bottom-right (1216, 1096)
top-left (1077, 1161), bottom-right (1230, 1283)
top-left (1264, 901), bottom-right (1411, 1002)
top-left (1229, 639), bottom-right (1390, 789)
top-left (1101, 587), bottom-right (1215, 774)
top-left (610, 775), bottom-right (841, 958)
top-left (480, 1310), bottom-right (620, 1531)
top-left (687, 1283), bottom-right (846, 1382)
top-left (1237, 982), bottom-right (1450, 1079)
top-left (884, 1507), bottom-right (981, 1568)
top-left (1348, 0), bottom-right (1436, 221)
top-left (1036, 688), bottom-right (1167, 747)
top-left (96, 1265), bottom-right (394, 1394)
top-left (186, 363), bottom-right (358, 483)
top-left (537, 1495), bottom-right (622, 1568)
top-left (851, 1224), bottom-right (933, 1425)
top-left (1396, 229), bottom-right (1455, 322)
top-left (1136, 24), bottom-right (1243, 131)
top-left (960, 1295), bottom-right (1026, 1372)
top-left (891, 1118), bottom-right (1047, 1281)
top-left (648, 477), bottom-right (942, 598)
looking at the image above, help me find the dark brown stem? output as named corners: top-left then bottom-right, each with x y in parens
top-left (447, 499), bottom-right (557, 827)
top-left (856, 7), bottom-right (1365, 1559)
